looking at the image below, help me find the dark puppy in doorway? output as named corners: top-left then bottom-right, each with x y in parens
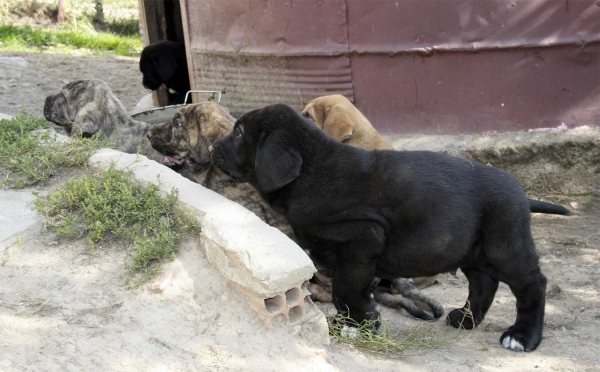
top-left (139, 41), bottom-right (190, 105)
top-left (210, 103), bottom-right (559, 352)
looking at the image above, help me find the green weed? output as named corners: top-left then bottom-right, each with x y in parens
top-left (34, 168), bottom-right (201, 287)
top-left (0, 113), bottom-right (109, 188)
top-left (327, 304), bottom-right (472, 353)
top-left (0, 24), bottom-right (142, 56)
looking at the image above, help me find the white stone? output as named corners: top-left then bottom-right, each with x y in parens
top-left (88, 149), bottom-right (316, 296)
top-left (0, 190), bottom-right (43, 252)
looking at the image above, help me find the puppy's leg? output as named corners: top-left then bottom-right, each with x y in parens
top-left (500, 270), bottom-right (547, 352)
top-left (391, 278), bottom-right (444, 319)
top-left (373, 283), bottom-right (437, 321)
top-left (446, 268), bottom-right (499, 329)
top-left (333, 259), bottom-right (380, 328)
top-left (482, 218), bottom-right (546, 352)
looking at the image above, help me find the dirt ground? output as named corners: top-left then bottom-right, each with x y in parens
top-left (1, 51), bottom-right (600, 371)
top-left (0, 51), bottom-right (147, 118)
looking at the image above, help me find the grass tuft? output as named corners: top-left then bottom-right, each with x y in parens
top-left (0, 24), bottom-right (142, 56)
top-left (327, 305), bottom-right (473, 354)
top-left (0, 113), bottom-right (110, 188)
top-left (34, 167), bottom-right (201, 287)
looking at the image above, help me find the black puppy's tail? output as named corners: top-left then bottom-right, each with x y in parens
top-left (528, 199), bottom-right (571, 215)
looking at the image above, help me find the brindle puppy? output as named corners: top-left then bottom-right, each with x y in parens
top-left (147, 103), bottom-right (291, 234)
top-left (44, 80), bottom-right (163, 163)
top-left (148, 102), bottom-right (445, 320)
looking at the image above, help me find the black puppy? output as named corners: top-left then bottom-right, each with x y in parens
top-left (211, 103), bottom-right (553, 352)
top-left (139, 41), bottom-right (190, 104)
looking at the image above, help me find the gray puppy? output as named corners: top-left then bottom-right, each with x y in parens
top-left (43, 80), bottom-right (163, 163)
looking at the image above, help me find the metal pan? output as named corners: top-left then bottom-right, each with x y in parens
top-left (129, 90), bottom-right (222, 124)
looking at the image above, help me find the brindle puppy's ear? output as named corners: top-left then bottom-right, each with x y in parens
top-left (71, 109), bottom-right (100, 137)
top-left (78, 120), bottom-right (97, 138)
top-left (255, 132), bottom-right (302, 194)
top-left (190, 108), bottom-right (231, 166)
top-left (323, 105), bottom-right (354, 143)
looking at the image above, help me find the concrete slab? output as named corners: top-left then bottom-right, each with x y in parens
top-left (0, 190), bottom-right (42, 252)
top-left (89, 149), bottom-right (320, 327)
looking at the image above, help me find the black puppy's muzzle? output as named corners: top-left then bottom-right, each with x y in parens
top-left (210, 140), bottom-right (227, 167)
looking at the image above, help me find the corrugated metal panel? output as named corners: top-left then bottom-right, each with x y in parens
top-left (192, 55), bottom-right (353, 118)
top-left (181, 0), bottom-right (600, 134)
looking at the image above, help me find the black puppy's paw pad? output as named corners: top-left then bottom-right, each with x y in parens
top-left (500, 329), bottom-right (539, 352)
top-left (446, 308), bottom-right (475, 329)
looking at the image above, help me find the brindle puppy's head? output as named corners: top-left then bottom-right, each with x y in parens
top-left (147, 102), bottom-right (234, 168)
top-left (43, 80), bottom-right (127, 138)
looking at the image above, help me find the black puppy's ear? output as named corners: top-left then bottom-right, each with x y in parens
top-left (255, 132), bottom-right (302, 193)
top-left (154, 54), bottom-right (177, 82)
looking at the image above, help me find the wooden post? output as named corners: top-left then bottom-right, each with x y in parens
top-left (57, 0), bottom-right (66, 23)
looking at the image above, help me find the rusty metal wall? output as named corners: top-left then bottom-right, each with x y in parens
top-left (181, 0), bottom-right (599, 134)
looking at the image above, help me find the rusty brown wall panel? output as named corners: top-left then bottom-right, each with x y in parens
top-left (182, 0), bottom-right (600, 133)
top-left (352, 43), bottom-right (600, 134)
top-left (346, 0), bottom-right (600, 53)
top-left (183, 0), bottom-right (354, 117)
top-left (185, 0), bottom-right (348, 55)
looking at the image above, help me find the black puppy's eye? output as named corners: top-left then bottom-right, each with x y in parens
top-left (234, 126), bottom-right (243, 138)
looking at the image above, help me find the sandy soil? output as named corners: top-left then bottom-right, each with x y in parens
top-left (0, 51), bottom-right (147, 118)
top-left (1, 51), bottom-right (599, 372)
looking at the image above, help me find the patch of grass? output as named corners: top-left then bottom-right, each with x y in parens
top-left (0, 24), bottom-right (142, 56)
top-left (34, 168), bottom-right (201, 287)
top-left (100, 16), bottom-right (140, 37)
top-left (0, 113), bottom-right (110, 188)
top-left (327, 307), bottom-right (472, 353)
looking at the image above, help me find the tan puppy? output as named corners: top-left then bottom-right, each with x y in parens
top-left (302, 94), bottom-right (392, 150)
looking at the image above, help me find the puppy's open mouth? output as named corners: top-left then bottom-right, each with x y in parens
top-left (163, 155), bottom-right (185, 167)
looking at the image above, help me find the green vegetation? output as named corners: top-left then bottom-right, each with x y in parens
top-left (0, 24), bottom-right (141, 56)
top-left (35, 168), bottom-right (201, 287)
top-left (0, 113), bottom-right (109, 188)
top-left (327, 306), bottom-right (472, 353)
top-left (1, 112), bottom-right (200, 286)
top-left (0, 0), bottom-right (142, 56)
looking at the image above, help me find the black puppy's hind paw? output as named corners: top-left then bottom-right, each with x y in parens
top-left (446, 308), bottom-right (476, 329)
top-left (500, 328), bottom-right (541, 352)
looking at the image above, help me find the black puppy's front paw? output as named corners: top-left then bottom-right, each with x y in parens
top-left (446, 308), bottom-right (476, 329)
top-left (500, 327), bottom-right (541, 352)
top-left (337, 318), bottom-right (380, 340)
